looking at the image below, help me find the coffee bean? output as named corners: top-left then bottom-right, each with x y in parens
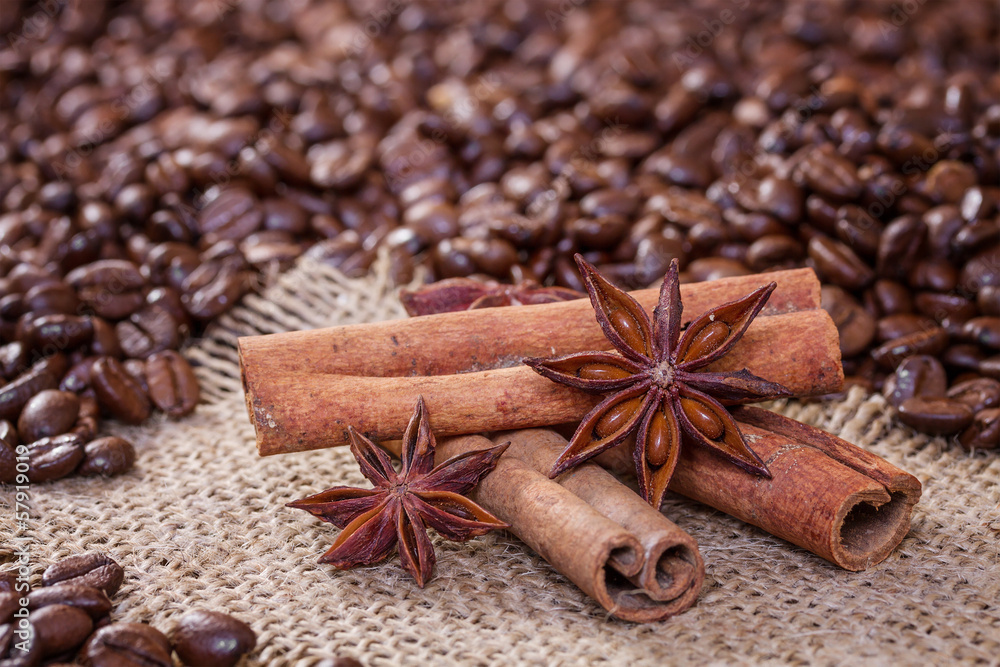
top-left (0, 594), bottom-right (16, 625)
top-left (796, 144), bottom-right (863, 200)
top-left (181, 263), bottom-right (247, 321)
top-left (91, 357), bottom-right (151, 425)
top-left (115, 305), bottom-right (180, 359)
top-left (80, 622), bottom-right (172, 667)
top-left (17, 314), bottom-right (93, 354)
top-left (947, 378), bottom-right (1000, 415)
top-left (30, 604), bottom-right (93, 659)
top-left (821, 285), bottom-right (875, 357)
top-left (169, 610), bottom-right (257, 667)
top-left (42, 553), bottom-right (125, 597)
top-left (27, 434), bottom-right (85, 483)
top-left (28, 584), bottom-right (112, 620)
top-left (897, 397), bottom-right (974, 435)
top-left (882, 356), bottom-right (947, 408)
top-left (17, 390), bottom-right (80, 443)
top-left (876, 216), bottom-right (926, 280)
top-left (198, 187), bottom-right (263, 240)
top-left (78, 437), bottom-right (136, 477)
top-left (875, 314), bottom-right (937, 343)
top-left (66, 260), bottom-right (146, 320)
top-left (808, 236), bottom-right (874, 290)
top-left (958, 408), bottom-right (1000, 451)
top-left (960, 317), bottom-right (1000, 349)
top-left (871, 327), bottom-right (949, 369)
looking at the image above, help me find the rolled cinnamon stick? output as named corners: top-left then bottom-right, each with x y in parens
top-left (237, 268), bottom-right (822, 378)
top-left (488, 429), bottom-right (703, 605)
top-left (247, 309), bottom-right (842, 455)
top-left (430, 433), bottom-right (703, 622)
top-left (596, 407), bottom-right (922, 571)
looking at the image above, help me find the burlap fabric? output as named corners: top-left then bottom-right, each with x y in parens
top-left (5, 255), bottom-right (999, 666)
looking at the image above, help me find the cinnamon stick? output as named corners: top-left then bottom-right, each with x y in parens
top-left (487, 429), bottom-right (703, 605)
top-left (237, 268), bottom-right (822, 378)
top-left (596, 407), bottom-right (921, 570)
top-left (424, 433), bottom-right (704, 622)
top-left (246, 309), bottom-right (842, 455)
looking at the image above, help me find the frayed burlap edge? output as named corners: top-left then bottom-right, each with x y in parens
top-left (4, 251), bottom-right (998, 667)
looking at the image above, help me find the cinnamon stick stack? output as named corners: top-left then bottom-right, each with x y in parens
top-left (239, 268), bottom-right (921, 572)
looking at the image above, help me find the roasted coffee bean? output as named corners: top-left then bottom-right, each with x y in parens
top-left (947, 378), bottom-right (1000, 415)
top-left (22, 282), bottom-right (78, 316)
top-left (897, 397), bottom-right (975, 435)
top-left (875, 314), bottom-right (938, 343)
top-left (17, 390), bottom-right (80, 443)
top-left (28, 584), bottom-right (112, 620)
top-left (60, 357), bottom-right (96, 394)
top-left (78, 437), bottom-right (136, 477)
top-left (169, 610), bottom-right (257, 667)
top-left (181, 263), bottom-right (246, 321)
top-left (198, 187), bottom-right (263, 240)
top-left (0, 343), bottom-right (28, 382)
top-left (80, 622), bottom-right (172, 667)
top-left (115, 305), bottom-right (180, 359)
top-left (0, 594), bottom-right (15, 625)
top-left (17, 314), bottom-right (93, 354)
top-left (871, 328), bottom-right (949, 369)
top-left (821, 285), bottom-right (875, 357)
top-left (42, 553), bottom-right (124, 597)
top-left (958, 408), bottom-right (1000, 451)
top-left (30, 603), bottom-right (93, 659)
top-left (808, 236), bottom-right (874, 290)
top-left (91, 357), bottom-right (151, 425)
top-left (145, 351), bottom-right (199, 417)
top-left (960, 317), bottom-right (1000, 349)
top-left (66, 260), bottom-right (146, 320)
top-left (882, 356), bottom-right (947, 408)
top-left (27, 433), bottom-right (85, 483)
top-left (796, 144), bottom-right (863, 200)
top-left (914, 292), bottom-right (977, 330)
top-left (0, 421), bottom-right (18, 484)
top-left (876, 216), bottom-right (926, 279)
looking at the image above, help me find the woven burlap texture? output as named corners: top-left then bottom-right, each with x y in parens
top-left (5, 254), bottom-right (999, 667)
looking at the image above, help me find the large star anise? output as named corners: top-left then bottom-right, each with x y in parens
top-left (525, 255), bottom-right (789, 509)
top-left (287, 398), bottom-right (509, 587)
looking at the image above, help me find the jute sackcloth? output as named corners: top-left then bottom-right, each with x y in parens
top-left (5, 254), bottom-right (999, 666)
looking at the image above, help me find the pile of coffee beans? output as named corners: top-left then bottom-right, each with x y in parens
top-left (0, 0), bottom-right (997, 446)
top-left (0, 551), bottom-right (257, 666)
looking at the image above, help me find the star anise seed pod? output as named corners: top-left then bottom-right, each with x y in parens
top-left (400, 277), bottom-right (583, 316)
top-left (525, 254), bottom-right (790, 509)
top-left (287, 397), bottom-right (510, 587)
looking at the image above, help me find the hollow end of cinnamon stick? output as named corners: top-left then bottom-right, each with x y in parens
top-left (832, 488), bottom-right (915, 571)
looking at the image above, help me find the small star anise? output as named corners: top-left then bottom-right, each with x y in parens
top-left (400, 277), bottom-right (583, 316)
top-left (287, 397), bottom-right (510, 587)
top-left (525, 254), bottom-right (789, 509)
